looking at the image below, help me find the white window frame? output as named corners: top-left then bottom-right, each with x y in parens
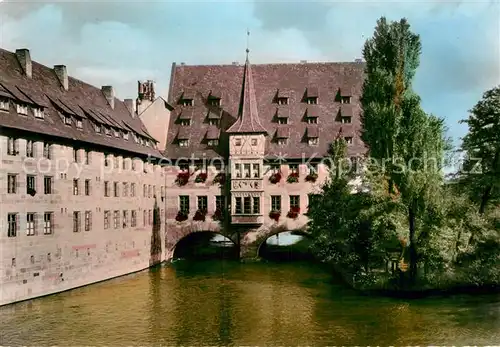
top-left (34, 108), bottom-right (44, 119)
top-left (16, 104), bottom-right (28, 116)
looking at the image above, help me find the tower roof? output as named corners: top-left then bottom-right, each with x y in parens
top-left (226, 53), bottom-right (268, 135)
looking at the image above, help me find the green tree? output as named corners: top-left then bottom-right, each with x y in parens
top-left (458, 85), bottom-right (500, 215)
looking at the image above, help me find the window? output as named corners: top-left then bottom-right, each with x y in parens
top-left (208, 98), bottom-right (220, 106)
top-left (307, 117), bottom-right (318, 124)
top-left (27, 175), bottom-right (36, 194)
top-left (243, 197), bottom-right (251, 214)
top-left (104, 127), bottom-right (111, 136)
top-left (341, 96), bottom-right (351, 104)
top-left (123, 210), bottom-right (128, 228)
top-left (104, 211), bottom-right (110, 229)
top-left (160, 186), bottom-right (165, 199)
top-left (277, 97), bottom-right (288, 105)
top-left (235, 138), bottom-right (241, 146)
top-left (180, 119), bottom-right (191, 126)
top-left (308, 137), bottom-right (319, 146)
top-left (148, 185), bottom-right (152, 198)
top-left (216, 196), bottom-right (225, 210)
top-left (207, 139), bottom-right (219, 146)
top-left (179, 195), bottom-right (190, 213)
top-left (271, 195), bottom-right (281, 211)
top-left (179, 139), bottom-right (189, 147)
top-left (132, 160), bottom-right (136, 171)
top-left (123, 132), bottom-right (129, 140)
top-left (143, 210), bottom-right (147, 226)
top-left (84, 150), bottom-right (90, 165)
top-left (85, 179), bottom-right (91, 196)
top-left (234, 163), bottom-right (241, 178)
top-left (290, 195), bottom-right (300, 209)
top-left (344, 137), bottom-right (353, 145)
top-left (306, 97), bottom-right (318, 105)
top-left (122, 159), bottom-right (127, 170)
top-left (208, 119), bottom-right (219, 126)
top-left (277, 117), bottom-right (288, 124)
top-left (197, 196), bottom-right (208, 211)
top-left (85, 211), bottom-right (92, 231)
top-left (235, 197), bottom-right (242, 214)
top-left (341, 116), bottom-right (352, 124)
top-left (76, 117), bottom-right (83, 129)
top-left (104, 181), bottom-right (110, 197)
top-left (143, 184), bottom-right (147, 197)
top-left (43, 212), bottom-right (53, 234)
top-left (149, 210), bottom-right (152, 225)
top-left (95, 123), bottom-right (101, 133)
top-left (26, 213), bottom-right (36, 236)
top-left (182, 99), bottom-right (194, 106)
top-left (64, 115), bottom-right (72, 125)
top-left (16, 103), bottom-right (28, 115)
top-left (114, 156), bottom-right (119, 169)
top-left (308, 163), bottom-right (318, 174)
top-left (114, 182), bottom-right (119, 197)
top-left (244, 164), bottom-right (251, 178)
top-left (7, 174), bottom-right (17, 194)
top-left (131, 183), bottom-right (136, 197)
top-left (73, 179), bottom-right (79, 195)
top-left (8, 213), bottom-right (18, 237)
top-left (289, 164), bottom-right (298, 173)
top-left (113, 210), bottom-right (120, 229)
top-left (251, 139), bottom-right (258, 146)
top-left (43, 142), bottom-right (51, 159)
top-left (114, 129), bottom-right (120, 137)
top-left (73, 148), bottom-right (78, 162)
top-left (122, 182), bottom-right (128, 197)
top-left (0, 98), bottom-right (9, 111)
top-left (131, 210), bottom-right (137, 227)
top-left (277, 138), bottom-right (287, 146)
top-left (252, 196), bottom-right (260, 214)
top-left (104, 154), bottom-right (110, 167)
top-left (34, 108), bottom-right (45, 119)
top-left (26, 140), bottom-right (34, 157)
top-left (7, 137), bottom-right (18, 155)
top-left (73, 211), bottom-right (81, 232)
top-left (252, 163), bottom-right (260, 178)
top-left (44, 176), bottom-right (53, 194)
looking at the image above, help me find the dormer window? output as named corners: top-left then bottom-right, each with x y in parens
top-left (277, 117), bottom-right (288, 124)
top-left (182, 99), bottom-right (193, 106)
top-left (306, 97), bottom-right (318, 105)
top-left (104, 127), bottom-right (111, 136)
top-left (63, 114), bottom-right (72, 125)
top-left (114, 129), bottom-right (120, 137)
top-left (0, 98), bottom-right (9, 111)
top-left (133, 133), bottom-right (138, 143)
top-left (341, 116), bottom-right (352, 124)
top-left (123, 132), bottom-right (129, 140)
top-left (251, 139), bottom-right (257, 146)
top-left (180, 119), bottom-right (191, 126)
top-left (33, 107), bottom-right (44, 119)
top-left (277, 138), bottom-right (287, 146)
top-left (207, 139), bottom-right (219, 146)
top-left (95, 123), bottom-right (101, 133)
top-left (208, 98), bottom-right (221, 106)
top-left (344, 137), bottom-right (353, 145)
top-left (277, 97), bottom-right (288, 105)
top-left (17, 104), bottom-right (28, 116)
top-left (307, 126), bottom-right (319, 146)
top-left (306, 117), bottom-right (318, 124)
top-left (341, 96), bottom-right (351, 104)
top-left (179, 139), bottom-right (189, 147)
top-left (75, 117), bottom-right (83, 129)
top-left (208, 119), bottom-right (219, 126)
top-left (235, 138), bottom-right (241, 146)
top-left (308, 137), bottom-right (319, 146)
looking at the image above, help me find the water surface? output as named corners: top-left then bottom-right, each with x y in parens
top-left (1, 261), bottom-right (498, 345)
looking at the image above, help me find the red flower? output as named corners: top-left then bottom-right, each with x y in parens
top-left (269, 210), bottom-right (281, 222)
top-left (213, 173), bottom-right (226, 185)
top-left (176, 172), bottom-right (190, 186)
top-left (269, 172), bottom-right (282, 184)
top-left (212, 208), bottom-right (224, 221)
top-left (195, 172), bottom-right (208, 183)
top-left (287, 172), bottom-right (299, 183)
top-left (193, 209), bottom-right (207, 221)
top-left (305, 172), bottom-right (318, 182)
top-left (287, 207), bottom-right (300, 219)
top-left (175, 211), bottom-right (188, 222)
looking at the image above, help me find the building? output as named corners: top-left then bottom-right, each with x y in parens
top-left (0, 48), bottom-right (169, 306)
top-left (162, 52), bottom-right (366, 259)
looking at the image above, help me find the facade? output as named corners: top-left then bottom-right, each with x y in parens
top-left (163, 52), bottom-right (366, 259)
top-left (0, 48), bottom-right (169, 306)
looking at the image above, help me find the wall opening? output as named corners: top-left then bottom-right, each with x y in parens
top-left (258, 231), bottom-right (314, 262)
top-left (173, 232), bottom-right (238, 261)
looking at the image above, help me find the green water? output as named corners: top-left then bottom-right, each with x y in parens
top-left (1, 261), bottom-right (498, 345)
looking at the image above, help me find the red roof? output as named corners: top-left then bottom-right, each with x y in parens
top-left (165, 59), bottom-right (367, 159)
top-left (0, 48), bottom-right (162, 158)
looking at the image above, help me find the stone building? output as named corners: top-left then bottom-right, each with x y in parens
top-left (162, 52), bottom-right (366, 259)
top-left (0, 47), bottom-right (169, 305)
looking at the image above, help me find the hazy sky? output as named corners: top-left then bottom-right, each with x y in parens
top-left (0, 0), bottom-right (499, 148)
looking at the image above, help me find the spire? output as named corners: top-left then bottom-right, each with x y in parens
top-left (227, 31), bottom-right (267, 135)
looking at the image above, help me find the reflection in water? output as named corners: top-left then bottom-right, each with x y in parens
top-left (1, 261), bottom-right (498, 345)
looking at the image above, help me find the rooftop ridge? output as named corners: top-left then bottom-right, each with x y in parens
top-left (175, 61), bottom-right (366, 68)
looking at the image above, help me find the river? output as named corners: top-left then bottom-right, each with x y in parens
top-left (1, 260), bottom-right (499, 345)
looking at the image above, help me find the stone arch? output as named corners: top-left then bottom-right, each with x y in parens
top-left (255, 228), bottom-right (311, 259)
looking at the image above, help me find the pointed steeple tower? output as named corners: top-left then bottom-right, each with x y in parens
top-left (227, 44), bottom-right (267, 135)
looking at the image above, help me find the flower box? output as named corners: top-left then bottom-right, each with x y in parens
top-left (175, 211), bottom-right (188, 222)
top-left (213, 172), bottom-right (226, 185)
top-left (269, 210), bottom-right (281, 222)
top-left (305, 172), bottom-right (318, 182)
top-left (212, 208), bottom-right (224, 221)
top-left (175, 172), bottom-right (190, 186)
top-left (287, 172), bottom-right (299, 183)
top-left (287, 206), bottom-right (300, 219)
top-left (195, 172), bottom-right (208, 183)
top-left (269, 172), bottom-right (282, 184)
top-left (193, 209), bottom-right (207, 221)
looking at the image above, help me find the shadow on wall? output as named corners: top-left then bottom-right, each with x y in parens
top-left (150, 197), bottom-right (162, 266)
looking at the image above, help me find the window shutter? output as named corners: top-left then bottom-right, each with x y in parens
top-left (15, 213), bottom-right (19, 233)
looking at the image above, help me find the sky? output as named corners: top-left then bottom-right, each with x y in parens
top-left (0, 0), bottom-right (499, 152)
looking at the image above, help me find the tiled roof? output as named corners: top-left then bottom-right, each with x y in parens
top-left (0, 48), bottom-right (163, 158)
top-left (205, 126), bottom-right (220, 140)
top-left (276, 127), bottom-right (290, 138)
top-left (165, 59), bottom-right (367, 159)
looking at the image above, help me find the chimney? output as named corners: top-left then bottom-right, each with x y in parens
top-left (180, 62), bottom-right (185, 66)
top-left (232, 61), bottom-right (239, 65)
top-left (300, 60), bottom-right (308, 63)
top-left (15, 49), bottom-right (32, 78)
top-left (124, 99), bottom-right (135, 116)
top-left (101, 86), bottom-right (115, 109)
top-left (54, 65), bottom-right (68, 91)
